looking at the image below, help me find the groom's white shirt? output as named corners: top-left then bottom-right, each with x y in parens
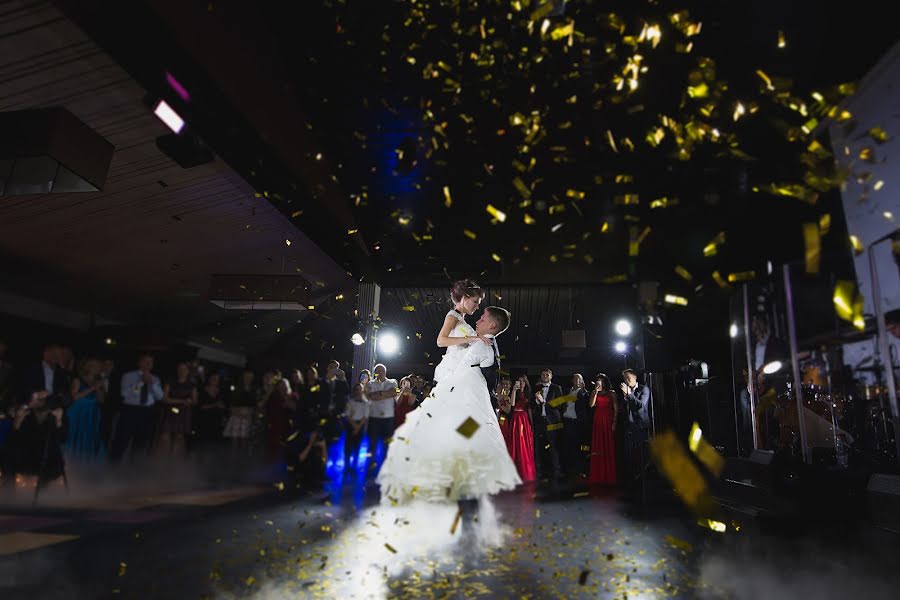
top-left (459, 337), bottom-right (496, 370)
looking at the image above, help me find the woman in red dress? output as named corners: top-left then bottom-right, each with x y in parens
top-left (589, 373), bottom-right (619, 486)
top-left (502, 374), bottom-right (536, 482)
top-left (394, 376), bottom-right (417, 428)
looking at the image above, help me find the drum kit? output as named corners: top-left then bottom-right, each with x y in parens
top-left (769, 327), bottom-right (899, 465)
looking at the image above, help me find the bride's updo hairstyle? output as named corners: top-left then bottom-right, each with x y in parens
top-left (450, 279), bottom-right (485, 305)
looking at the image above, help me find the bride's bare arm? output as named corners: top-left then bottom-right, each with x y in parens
top-left (436, 314), bottom-right (473, 347)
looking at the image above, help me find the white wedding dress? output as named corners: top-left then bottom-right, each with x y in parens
top-left (376, 311), bottom-right (521, 504)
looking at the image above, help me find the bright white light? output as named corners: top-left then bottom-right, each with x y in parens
top-left (378, 332), bottom-right (400, 355)
top-left (153, 100), bottom-right (185, 134)
top-left (104, 337), bottom-right (114, 345)
top-left (614, 341), bottom-right (627, 353)
top-left (350, 333), bottom-right (365, 346)
top-left (614, 319), bottom-right (633, 336)
top-left (762, 360), bottom-right (783, 375)
top-left (729, 323), bottom-right (739, 338)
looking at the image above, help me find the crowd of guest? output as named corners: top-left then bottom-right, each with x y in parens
top-left (0, 341), bottom-right (371, 493)
top-left (0, 338), bottom-right (652, 499)
top-left (495, 367), bottom-right (651, 496)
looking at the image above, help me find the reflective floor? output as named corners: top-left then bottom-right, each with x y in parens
top-left (2, 461), bottom-right (899, 600)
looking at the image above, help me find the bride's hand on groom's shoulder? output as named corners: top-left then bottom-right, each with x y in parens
top-left (475, 335), bottom-right (493, 346)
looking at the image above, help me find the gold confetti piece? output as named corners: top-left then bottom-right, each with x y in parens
top-left (118, 562), bottom-right (127, 577)
top-left (245, 576), bottom-right (256, 586)
top-left (550, 22), bottom-right (574, 40)
top-left (777, 30), bottom-right (786, 48)
top-left (601, 221), bottom-right (610, 233)
top-left (664, 294), bottom-right (688, 306)
top-left (652, 430), bottom-right (715, 515)
top-left (869, 127), bottom-right (889, 143)
top-left (274, 481), bottom-right (285, 491)
top-left (512, 177), bottom-right (531, 199)
top-left (849, 234), bottom-right (863, 255)
top-left (712, 271), bottom-right (731, 290)
top-left (347, 229), bottom-right (358, 235)
top-left (309, 384), bottom-right (320, 393)
top-left (463, 229), bottom-right (477, 240)
top-left (486, 204), bottom-right (507, 222)
top-left (573, 491), bottom-right (589, 498)
top-left (442, 186), bottom-right (452, 208)
top-left (450, 509), bottom-right (463, 535)
top-left (803, 223), bottom-right (821, 274)
top-left (833, 280), bottom-right (858, 322)
top-left (547, 422), bottom-right (564, 431)
top-left (402, 305), bottom-right (416, 312)
top-left (688, 423), bottom-right (725, 477)
top-left (675, 265), bottom-right (693, 281)
top-left (491, 253), bottom-right (502, 262)
top-left (614, 194), bottom-right (640, 205)
top-left (664, 534), bottom-right (694, 553)
top-left (456, 417), bottom-right (480, 438)
top-left (602, 273), bottom-right (627, 283)
top-left (727, 271), bottom-right (755, 283)
top-left (566, 188), bottom-right (585, 200)
top-left (290, 210), bottom-right (303, 218)
top-left (523, 213), bottom-right (536, 225)
top-left (687, 82), bottom-right (709, 99)
top-left (698, 518), bottom-right (727, 533)
top-left (548, 393), bottom-right (578, 408)
top-left (819, 213), bottom-right (831, 235)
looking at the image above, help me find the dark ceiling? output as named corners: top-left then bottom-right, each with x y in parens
top-left (3, 0), bottom-right (895, 365)
top-left (53, 0), bottom-right (898, 293)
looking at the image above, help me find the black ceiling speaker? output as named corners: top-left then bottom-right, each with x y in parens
top-left (0, 107), bottom-right (115, 196)
top-left (156, 132), bottom-right (215, 169)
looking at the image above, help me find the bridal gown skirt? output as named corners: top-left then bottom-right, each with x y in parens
top-left (377, 365), bottom-right (522, 504)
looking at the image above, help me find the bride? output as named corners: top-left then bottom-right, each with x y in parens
top-left (376, 280), bottom-right (521, 504)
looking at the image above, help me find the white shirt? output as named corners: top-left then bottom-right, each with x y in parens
top-left (538, 382), bottom-right (551, 418)
top-left (346, 397), bottom-right (370, 422)
top-left (120, 370), bottom-right (164, 407)
top-left (366, 378), bottom-right (398, 418)
top-left (42, 361), bottom-right (55, 393)
top-left (563, 388), bottom-right (579, 419)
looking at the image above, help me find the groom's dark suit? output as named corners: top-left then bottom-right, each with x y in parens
top-left (480, 338), bottom-right (501, 411)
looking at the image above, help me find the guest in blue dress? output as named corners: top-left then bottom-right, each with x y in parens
top-left (64, 358), bottom-right (106, 460)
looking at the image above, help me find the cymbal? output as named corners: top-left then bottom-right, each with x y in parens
top-left (799, 326), bottom-right (877, 347)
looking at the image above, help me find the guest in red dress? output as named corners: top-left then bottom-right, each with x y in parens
top-left (394, 376), bottom-right (417, 428)
top-left (589, 372), bottom-right (619, 486)
top-left (501, 374), bottom-right (536, 482)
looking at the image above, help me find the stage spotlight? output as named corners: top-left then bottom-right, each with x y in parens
top-left (153, 100), bottom-right (185, 134)
top-left (378, 332), bottom-right (400, 355)
top-left (614, 319), bottom-right (633, 336)
top-left (729, 323), bottom-right (739, 338)
top-left (614, 341), bottom-right (627, 353)
top-left (350, 333), bottom-right (365, 346)
top-left (762, 360), bottom-right (783, 375)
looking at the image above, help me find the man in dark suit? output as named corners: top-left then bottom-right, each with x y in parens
top-left (17, 344), bottom-right (69, 406)
top-left (620, 368), bottom-right (652, 497)
top-left (532, 368), bottom-right (563, 480)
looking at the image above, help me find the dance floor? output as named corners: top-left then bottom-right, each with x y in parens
top-left (1, 474), bottom-right (898, 600)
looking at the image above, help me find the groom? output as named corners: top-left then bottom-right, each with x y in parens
top-left (458, 306), bottom-right (511, 535)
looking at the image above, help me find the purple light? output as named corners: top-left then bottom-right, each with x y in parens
top-left (165, 71), bottom-right (190, 102)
